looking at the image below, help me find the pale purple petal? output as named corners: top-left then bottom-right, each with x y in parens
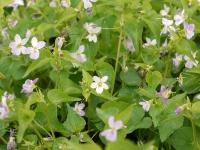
top-left (101, 76), bottom-right (108, 82)
top-left (93, 76), bottom-right (100, 82)
top-left (30, 50), bottom-right (39, 60)
top-left (114, 120), bottom-right (123, 130)
top-left (36, 41), bottom-right (46, 49)
top-left (90, 82), bottom-right (97, 89)
top-left (102, 83), bottom-right (109, 90)
top-left (15, 34), bottom-right (21, 43)
top-left (96, 86), bottom-right (104, 94)
top-left (108, 116), bottom-right (115, 128)
top-left (31, 37), bottom-right (38, 47)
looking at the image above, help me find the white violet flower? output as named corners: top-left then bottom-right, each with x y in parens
top-left (124, 36), bottom-right (135, 53)
top-left (9, 34), bottom-right (28, 56)
top-left (174, 9), bottom-right (185, 26)
top-left (49, 0), bottom-right (57, 7)
top-left (27, 37), bottom-right (46, 60)
top-left (142, 37), bottom-right (157, 48)
top-left (61, 0), bottom-right (71, 8)
top-left (73, 102), bottom-right (85, 116)
top-left (184, 22), bottom-right (195, 40)
top-left (21, 78), bottom-right (38, 95)
top-left (70, 45), bottom-right (87, 63)
top-left (173, 53), bottom-right (183, 68)
top-left (7, 129), bottom-right (17, 150)
top-left (82, 0), bottom-right (97, 9)
top-left (9, 0), bottom-right (24, 10)
top-left (139, 100), bottom-right (151, 112)
top-left (161, 18), bottom-right (176, 35)
top-left (84, 22), bottom-right (101, 43)
top-left (184, 51), bottom-right (199, 69)
top-left (90, 76), bottom-right (109, 94)
top-left (25, 29), bottom-right (32, 39)
top-left (56, 37), bottom-right (65, 50)
top-left (160, 4), bottom-right (170, 16)
top-left (0, 92), bottom-right (13, 119)
top-left (8, 19), bottom-right (18, 28)
top-left (100, 116), bottom-right (124, 142)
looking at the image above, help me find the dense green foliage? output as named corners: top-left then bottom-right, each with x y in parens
top-left (1, 0), bottom-right (200, 149)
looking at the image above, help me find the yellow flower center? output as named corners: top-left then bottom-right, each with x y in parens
top-left (98, 82), bottom-right (103, 87)
top-left (17, 43), bottom-right (22, 48)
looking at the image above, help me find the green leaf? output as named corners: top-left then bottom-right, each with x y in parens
top-left (0, 72), bottom-right (6, 80)
top-left (0, 121), bottom-right (9, 136)
top-left (146, 71), bottom-right (162, 89)
top-left (170, 127), bottom-right (200, 150)
top-left (106, 140), bottom-right (140, 150)
top-left (127, 106), bottom-right (152, 133)
top-left (182, 71), bottom-right (200, 94)
top-left (23, 58), bottom-right (52, 78)
top-left (49, 70), bottom-right (82, 94)
top-left (158, 116), bottom-right (184, 142)
top-left (25, 92), bottom-right (45, 109)
top-left (120, 68), bottom-right (142, 86)
top-left (47, 89), bottom-right (81, 105)
top-left (82, 70), bottom-right (93, 100)
top-left (95, 61), bottom-right (115, 88)
top-left (63, 105), bottom-right (86, 133)
top-left (141, 47), bottom-right (160, 64)
top-left (137, 87), bottom-right (156, 99)
top-left (17, 109), bottom-right (35, 143)
top-left (35, 103), bottom-right (66, 134)
top-left (191, 101), bottom-right (200, 113)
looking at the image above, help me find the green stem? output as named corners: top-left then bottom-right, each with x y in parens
top-left (31, 125), bottom-right (44, 144)
top-left (33, 120), bottom-right (53, 139)
top-left (0, 136), bottom-right (7, 144)
top-left (111, 18), bottom-right (123, 95)
top-left (191, 118), bottom-right (200, 150)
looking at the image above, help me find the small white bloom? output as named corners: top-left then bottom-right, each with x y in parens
top-left (56, 37), bottom-right (65, 50)
top-left (139, 100), bottom-right (151, 112)
top-left (124, 36), bottom-right (135, 53)
top-left (162, 39), bottom-right (168, 47)
top-left (160, 4), bottom-right (170, 16)
top-left (161, 18), bottom-right (176, 35)
top-left (100, 116), bottom-right (124, 142)
top-left (7, 129), bottom-right (16, 150)
top-left (26, 29), bottom-right (32, 39)
top-left (173, 53), bottom-right (183, 68)
top-left (70, 45), bottom-right (87, 63)
top-left (27, 37), bottom-right (46, 60)
top-left (195, 93), bottom-right (200, 99)
top-left (9, 34), bottom-right (28, 56)
top-left (8, 19), bottom-right (18, 28)
top-left (0, 92), bottom-right (12, 119)
top-left (73, 102), bottom-right (85, 116)
top-left (21, 78), bottom-right (38, 95)
top-left (3, 92), bottom-right (15, 101)
top-left (82, 0), bottom-right (97, 9)
top-left (61, 0), bottom-right (71, 8)
top-left (174, 10), bottom-right (185, 26)
top-left (49, 1), bottom-right (57, 7)
top-left (143, 37), bottom-right (157, 48)
top-left (9, 0), bottom-right (24, 10)
top-left (184, 22), bottom-right (195, 40)
top-left (184, 51), bottom-right (199, 69)
top-left (84, 22), bottom-right (101, 43)
top-left (90, 76), bottom-right (109, 94)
